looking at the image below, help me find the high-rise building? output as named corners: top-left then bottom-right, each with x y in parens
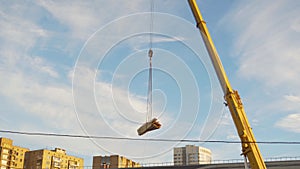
top-left (0, 137), bottom-right (29, 169)
top-left (24, 148), bottom-right (83, 169)
top-left (173, 145), bottom-right (212, 165)
top-left (93, 155), bottom-right (141, 168)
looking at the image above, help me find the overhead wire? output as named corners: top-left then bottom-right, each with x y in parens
top-left (1, 130), bottom-right (300, 145)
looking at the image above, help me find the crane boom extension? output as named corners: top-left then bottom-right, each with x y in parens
top-left (187, 1), bottom-right (267, 169)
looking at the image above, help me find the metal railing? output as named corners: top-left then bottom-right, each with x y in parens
top-left (139, 156), bottom-right (300, 167)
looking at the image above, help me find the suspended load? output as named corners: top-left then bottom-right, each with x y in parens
top-left (137, 49), bottom-right (161, 136)
top-left (137, 118), bottom-right (161, 136)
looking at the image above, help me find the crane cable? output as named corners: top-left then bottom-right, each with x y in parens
top-left (149, 0), bottom-right (154, 49)
top-left (146, 0), bottom-right (154, 123)
top-left (146, 49), bottom-right (153, 122)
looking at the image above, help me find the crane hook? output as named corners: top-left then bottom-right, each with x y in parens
top-left (148, 49), bottom-right (153, 58)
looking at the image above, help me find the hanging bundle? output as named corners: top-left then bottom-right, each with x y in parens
top-left (137, 49), bottom-right (161, 136)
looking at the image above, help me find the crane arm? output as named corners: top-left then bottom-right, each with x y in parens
top-left (187, 1), bottom-right (267, 169)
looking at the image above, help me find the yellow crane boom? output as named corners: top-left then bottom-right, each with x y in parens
top-left (187, 1), bottom-right (267, 168)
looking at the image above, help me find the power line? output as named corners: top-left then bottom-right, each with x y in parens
top-left (1, 130), bottom-right (300, 145)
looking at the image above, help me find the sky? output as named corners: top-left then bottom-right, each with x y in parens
top-left (1, 0), bottom-right (300, 167)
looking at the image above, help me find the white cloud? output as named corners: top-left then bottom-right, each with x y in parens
top-left (0, 66), bottom-right (73, 130)
top-left (291, 18), bottom-right (300, 32)
top-left (25, 56), bottom-right (59, 78)
top-left (221, 0), bottom-right (300, 87)
top-left (226, 134), bottom-right (239, 141)
top-left (276, 113), bottom-right (300, 133)
top-left (128, 35), bottom-right (186, 53)
top-left (284, 95), bottom-right (300, 103)
top-left (37, 1), bottom-right (149, 40)
top-left (0, 4), bottom-right (49, 51)
top-left (37, 1), bottom-right (98, 40)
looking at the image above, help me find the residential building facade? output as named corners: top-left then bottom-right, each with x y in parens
top-left (0, 137), bottom-right (29, 169)
top-left (173, 145), bottom-right (212, 165)
top-left (24, 148), bottom-right (83, 169)
top-left (93, 155), bottom-right (140, 168)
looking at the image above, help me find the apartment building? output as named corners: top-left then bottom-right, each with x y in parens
top-left (24, 148), bottom-right (83, 169)
top-left (93, 155), bottom-right (140, 168)
top-left (173, 145), bottom-right (212, 165)
top-left (0, 137), bottom-right (29, 169)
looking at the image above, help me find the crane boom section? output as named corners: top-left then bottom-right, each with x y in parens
top-left (187, 1), bottom-right (267, 169)
top-left (188, 0), bottom-right (232, 95)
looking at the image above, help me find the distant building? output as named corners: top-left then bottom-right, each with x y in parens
top-left (173, 145), bottom-right (212, 165)
top-left (24, 148), bottom-right (84, 169)
top-left (93, 155), bottom-right (141, 168)
top-left (0, 137), bottom-right (29, 169)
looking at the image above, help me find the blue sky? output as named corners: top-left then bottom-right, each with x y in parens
top-left (1, 0), bottom-right (300, 166)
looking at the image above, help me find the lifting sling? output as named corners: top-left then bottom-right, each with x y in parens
top-left (137, 49), bottom-right (161, 136)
